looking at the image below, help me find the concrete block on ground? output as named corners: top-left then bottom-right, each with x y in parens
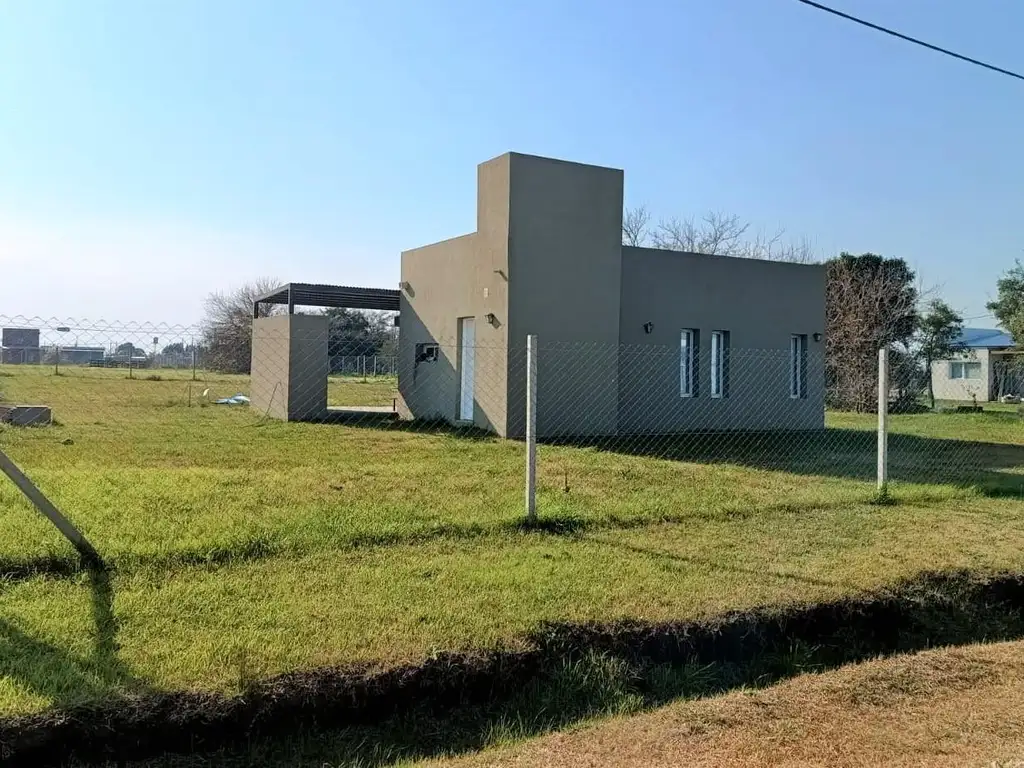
top-left (0, 405), bottom-right (53, 426)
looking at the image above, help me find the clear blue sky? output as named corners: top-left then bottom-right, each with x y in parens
top-left (1, 0), bottom-right (1021, 328)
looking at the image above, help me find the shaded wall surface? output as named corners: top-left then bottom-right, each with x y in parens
top-left (251, 314), bottom-right (328, 421)
top-left (398, 162), bottom-right (511, 435)
top-left (617, 248), bottom-right (826, 433)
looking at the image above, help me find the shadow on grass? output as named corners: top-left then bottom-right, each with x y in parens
top-left (0, 553), bottom-right (87, 581)
top-left (6, 569), bottom-right (1024, 767)
top-left (550, 427), bottom-right (1024, 498)
top-left (0, 494), bottom-right (868, 585)
top-left (0, 538), bottom-right (285, 584)
top-left (0, 564), bottom-right (143, 731)
top-left (315, 411), bottom-right (1024, 496)
top-left (318, 414), bottom-right (505, 441)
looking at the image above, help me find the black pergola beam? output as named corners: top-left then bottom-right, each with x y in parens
top-left (252, 282), bottom-right (401, 317)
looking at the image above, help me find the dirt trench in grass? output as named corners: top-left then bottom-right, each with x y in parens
top-left (3, 569), bottom-right (1024, 767)
top-left (428, 638), bottom-right (1024, 768)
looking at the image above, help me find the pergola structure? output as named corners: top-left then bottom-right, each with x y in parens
top-left (253, 282), bottom-right (400, 317)
top-left (250, 282), bottom-right (400, 422)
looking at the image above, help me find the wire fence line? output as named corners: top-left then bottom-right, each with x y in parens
top-left (1, 315), bottom-right (1023, 552)
top-left (0, 316), bottom-right (400, 379)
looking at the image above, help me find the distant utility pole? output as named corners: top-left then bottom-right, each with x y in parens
top-left (55, 326), bottom-right (70, 375)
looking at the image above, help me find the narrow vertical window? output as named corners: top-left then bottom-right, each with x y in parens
top-left (680, 329), bottom-right (695, 397)
top-left (710, 331), bottom-right (729, 398)
top-left (790, 334), bottom-right (807, 398)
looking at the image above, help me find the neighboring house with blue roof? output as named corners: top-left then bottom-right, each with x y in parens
top-left (932, 327), bottom-right (1019, 402)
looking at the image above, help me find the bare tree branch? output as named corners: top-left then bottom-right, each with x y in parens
top-left (651, 211), bottom-right (751, 255)
top-left (627, 206), bottom-right (820, 263)
top-left (622, 205), bottom-right (651, 247)
top-left (825, 255), bottom-right (918, 411)
top-left (202, 277), bottom-right (282, 373)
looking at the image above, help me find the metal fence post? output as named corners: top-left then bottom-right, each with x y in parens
top-left (526, 335), bottom-right (538, 522)
top-left (877, 346), bottom-right (889, 494)
top-left (0, 448), bottom-right (101, 563)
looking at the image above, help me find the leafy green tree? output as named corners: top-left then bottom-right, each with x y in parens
top-left (325, 308), bottom-right (396, 366)
top-left (114, 342), bottom-right (145, 357)
top-left (986, 261), bottom-right (1024, 344)
top-left (915, 299), bottom-right (964, 410)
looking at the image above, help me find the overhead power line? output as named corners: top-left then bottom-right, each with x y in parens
top-left (795, 0), bottom-right (1024, 83)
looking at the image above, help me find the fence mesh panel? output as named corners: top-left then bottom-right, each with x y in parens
top-left (534, 340), bottom-right (1024, 520)
top-left (1, 315), bottom-right (1023, 570)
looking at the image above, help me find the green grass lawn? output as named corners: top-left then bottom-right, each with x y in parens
top-left (1, 364), bottom-right (1024, 722)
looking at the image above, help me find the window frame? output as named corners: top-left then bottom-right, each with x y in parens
top-left (950, 360), bottom-right (981, 380)
top-left (710, 330), bottom-right (728, 398)
top-left (680, 329), bottom-right (696, 398)
top-left (790, 334), bottom-right (808, 399)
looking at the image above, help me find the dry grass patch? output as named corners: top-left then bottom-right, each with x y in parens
top-left (426, 640), bottom-right (1024, 768)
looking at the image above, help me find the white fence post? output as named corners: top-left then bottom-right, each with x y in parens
top-left (526, 334), bottom-right (538, 522)
top-left (877, 346), bottom-right (889, 494)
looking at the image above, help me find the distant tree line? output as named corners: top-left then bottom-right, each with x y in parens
top-left (107, 342), bottom-right (199, 357)
top-left (160, 341), bottom-right (202, 357)
top-left (324, 308), bottom-right (397, 363)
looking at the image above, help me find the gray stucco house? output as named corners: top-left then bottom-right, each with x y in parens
top-left (931, 328), bottom-right (1020, 403)
top-left (249, 152), bottom-right (826, 435)
top-left (397, 152), bottom-right (826, 438)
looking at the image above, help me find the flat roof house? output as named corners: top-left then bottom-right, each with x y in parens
top-left (932, 328), bottom-right (1019, 403)
top-left (398, 152), bottom-right (826, 438)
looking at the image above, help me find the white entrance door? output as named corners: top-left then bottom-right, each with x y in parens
top-left (459, 317), bottom-right (475, 421)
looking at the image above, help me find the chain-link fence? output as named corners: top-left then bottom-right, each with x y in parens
top-left (1, 315), bottom-right (1023, 564)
